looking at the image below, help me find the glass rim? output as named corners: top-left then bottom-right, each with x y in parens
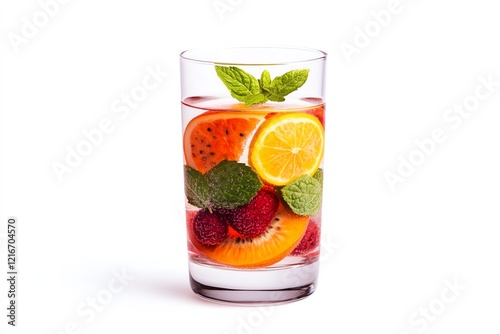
top-left (180, 46), bottom-right (327, 66)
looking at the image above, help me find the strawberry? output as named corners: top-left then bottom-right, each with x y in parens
top-left (219, 189), bottom-right (279, 238)
top-left (291, 218), bottom-right (320, 255)
top-left (192, 209), bottom-right (228, 246)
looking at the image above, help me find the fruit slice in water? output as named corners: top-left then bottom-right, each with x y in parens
top-left (184, 111), bottom-right (263, 174)
top-left (188, 205), bottom-right (309, 268)
top-left (250, 112), bottom-right (325, 186)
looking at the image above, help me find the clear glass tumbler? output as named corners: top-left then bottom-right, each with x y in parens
top-left (180, 46), bottom-right (326, 304)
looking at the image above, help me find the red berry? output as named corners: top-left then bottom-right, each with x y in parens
top-left (192, 209), bottom-right (228, 246)
top-left (222, 189), bottom-right (279, 238)
top-left (291, 219), bottom-right (320, 255)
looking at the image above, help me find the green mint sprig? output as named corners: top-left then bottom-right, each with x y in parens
top-left (215, 66), bottom-right (309, 106)
top-left (184, 160), bottom-right (262, 210)
top-left (281, 169), bottom-right (323, 216)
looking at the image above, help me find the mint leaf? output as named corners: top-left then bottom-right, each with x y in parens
top-left (184, 166), bottom-right (211, 209)
top-left (242, 92), bottom-right (268, 106)
top-left (281, 174), bottom-right (322, 216)
top-left (260, 70), bottom-right (272, 92)
top-left (205, 160), bottom-right (262, 209)
top-left (215, 66), bottom-right (310, 106)
top-left (261, 69), bottom-right (285, 102)
top-left (267, 93), bottom-right (285, 102)
top-left (215, 66), bottom-right (267, 106)
top-left (313, 168), bottom-right (323, 184)
top-left (269, 69), bottom-right (309, 99)
top-left (184, 161), bottom-right (263, 209)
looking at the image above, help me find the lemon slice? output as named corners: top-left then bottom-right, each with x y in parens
top-left (249, 113), bottom-right (324, 186)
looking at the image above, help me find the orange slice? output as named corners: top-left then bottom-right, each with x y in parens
top-left (249, 113), bottom-right (325, 186)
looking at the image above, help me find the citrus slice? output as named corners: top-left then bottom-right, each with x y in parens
top-left (187, 206), bottom-right (309, 268)
top-left (249, 112), bottom-right (325, 186)
top-left (183, 111), bottom-right (264, 173)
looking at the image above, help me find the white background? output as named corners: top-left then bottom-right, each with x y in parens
top-left (1, 0), bottom-right (500, 333)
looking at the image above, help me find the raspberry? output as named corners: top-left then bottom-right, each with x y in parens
top-left (221, 189), bottom-right (279, 238)
top-left (192, 209), bottom-right (228, 246)
top-left (291, 219), bottom-right (320, 255)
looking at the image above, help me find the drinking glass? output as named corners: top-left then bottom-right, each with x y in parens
top-left (180, 46), bottom-right (326, 304)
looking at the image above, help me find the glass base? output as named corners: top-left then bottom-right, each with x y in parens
top-left (188, 260), bottom-right (319, 305)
